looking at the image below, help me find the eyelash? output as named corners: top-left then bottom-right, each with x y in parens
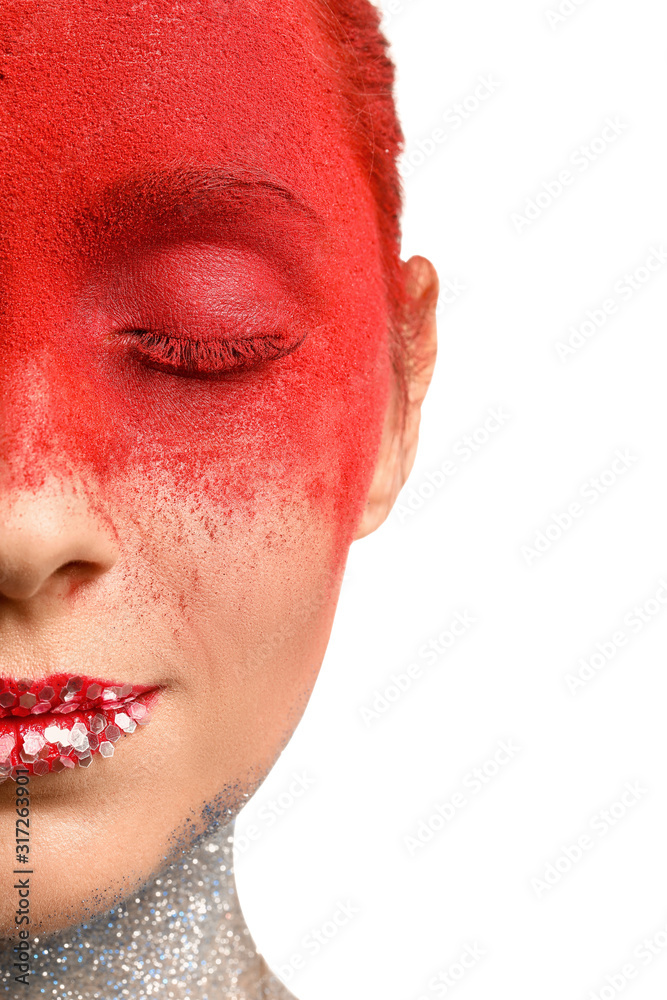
top-left (119, 329), bottom-right (305, 378)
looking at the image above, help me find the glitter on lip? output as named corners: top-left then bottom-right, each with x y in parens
top-left (0, 674), bottom-right (160, 781)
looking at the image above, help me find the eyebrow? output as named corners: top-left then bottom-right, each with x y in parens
top-left (74, 166), bottom-right (325, 292)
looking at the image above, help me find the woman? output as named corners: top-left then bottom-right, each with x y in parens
top-left (0, 0), bottom-right (438, 995)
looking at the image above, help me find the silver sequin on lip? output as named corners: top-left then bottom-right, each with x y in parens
top-left (32, 700), bottom-right (53, 714)
top-left (0, 677), bottom-right (159, 778)
top-left (5, 702), bottom-right (155, 777)
top-left (90, 713), bottom-right (106, 734)
top-left (22, 732), bottom-right (46, 756)
top-left (51, 756), bottom-right (76, 772)
top-left (44, 725), bottom-right (71, 747)
top-left (0, 676), bottom-right (157, 721)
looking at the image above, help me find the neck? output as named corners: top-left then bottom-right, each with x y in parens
top-left (0, 818), bottom-right (295, 999)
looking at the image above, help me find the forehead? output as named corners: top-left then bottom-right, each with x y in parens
top-left (0, 0), bottom-right (361, 229)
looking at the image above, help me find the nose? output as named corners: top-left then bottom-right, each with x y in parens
top-left (0, 479), bottom-right (119, 602)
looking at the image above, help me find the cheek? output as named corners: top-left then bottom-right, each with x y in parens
top-left (98, 476), bottom-right (344, 775)
top-left (125, 348), bottom-right (389, 570)
top-left (3, 301), bottom-right (391, 566)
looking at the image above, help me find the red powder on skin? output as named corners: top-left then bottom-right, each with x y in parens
top-left (0, 7), bottom-right (410, 928)
top-left (309, 0), bottom-right (407, 354)
top-left (0, 1), bottom-right (395, 572)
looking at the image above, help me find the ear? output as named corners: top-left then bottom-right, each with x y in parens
top-left (355, 255), bottom-right (439, 540)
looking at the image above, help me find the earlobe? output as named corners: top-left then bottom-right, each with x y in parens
top-left (355, 255), bottom-right (439, 539)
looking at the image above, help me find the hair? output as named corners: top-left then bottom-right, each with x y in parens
top-left (311, 0), bottom-right (410, 394)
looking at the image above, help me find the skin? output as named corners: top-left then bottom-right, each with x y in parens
top-left (0, 0), bottom-right (438, 934)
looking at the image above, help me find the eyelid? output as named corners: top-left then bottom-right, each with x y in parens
top-left (99, 243), bottom-right (314, 377)
top-left (116, 327), bottom-right (308, 379)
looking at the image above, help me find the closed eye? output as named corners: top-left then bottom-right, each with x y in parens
top-left (117, 328), bottom-right (307, 379)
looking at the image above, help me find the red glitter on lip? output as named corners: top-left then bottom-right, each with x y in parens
top-left (0, 675), bottom-right (159, 779)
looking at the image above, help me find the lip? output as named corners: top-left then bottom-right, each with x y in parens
top-left (0, 674), bottom-right (160, 781)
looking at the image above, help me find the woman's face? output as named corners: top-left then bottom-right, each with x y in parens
top-left (0, 0), bottom-right (448, 934)
top-left (0, 0), bottom-right (405, 932)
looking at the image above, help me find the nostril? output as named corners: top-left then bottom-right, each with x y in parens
top-left (0, 481), bottom-right (120, 602)
top-left (54, 559), bottom-right (108, 585)
top-left (56, 560), bottom-right (91, 573)
top-left (0, 549), bottom-right (117, 602)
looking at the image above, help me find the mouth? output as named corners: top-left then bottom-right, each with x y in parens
top-left (0, 674), bottom-right (160, 781)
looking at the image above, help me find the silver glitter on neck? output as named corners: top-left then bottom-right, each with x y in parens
top-left (0, 819), bottom-right (297, 999)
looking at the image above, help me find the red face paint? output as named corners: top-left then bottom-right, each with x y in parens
top-left (0, 0), bottom-right (397, 930)
top-left (0, 1), bottom-right (392, 560)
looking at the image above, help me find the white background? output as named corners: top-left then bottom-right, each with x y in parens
top-left (236, 2), bottom-right (667, 998)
